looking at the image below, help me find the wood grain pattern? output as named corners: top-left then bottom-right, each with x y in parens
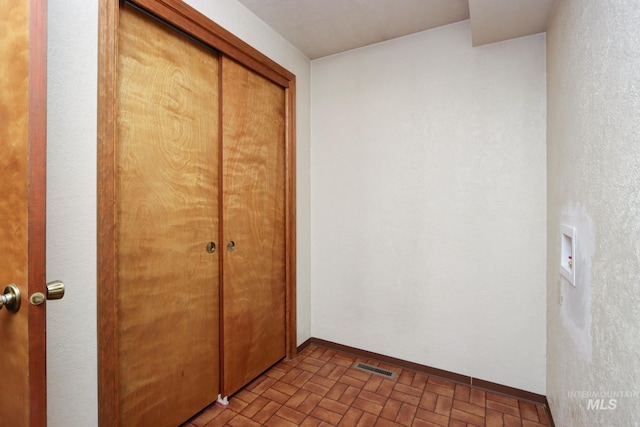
top-left (0, 0), bottom-right (47, 425)
top-left (116, 5), bottom-right (220, 426)
top-left (221, 57), bottom-right (287, 396)
top-left (0, 0), bottom-right (31, 424)
top-left (130, 0), bottom-right (294, 88)
top-left (27, 0), bottom-right (48, 425)
top-left (99, 1), bottom-right (298, 422)
top-left (97, 0), bottom-right (120, 424)
top-left (285, 81), bottom-right (297, 360)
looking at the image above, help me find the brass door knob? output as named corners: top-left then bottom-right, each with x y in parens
top-left (46, 280), bottom-right (65, 300)
top-left (0, 284), bottom-right (21, 312)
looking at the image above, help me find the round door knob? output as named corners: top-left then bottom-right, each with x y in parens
top-left (0, 284), bottom-right (21, 312)
top-left (46, 280), bottom-right (65, 300)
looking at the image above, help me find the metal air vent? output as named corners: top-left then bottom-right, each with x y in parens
top-left (354, 362), bottom-right (397, 379)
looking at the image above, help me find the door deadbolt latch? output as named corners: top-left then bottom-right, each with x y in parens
top-left (29, 280), bottom-right (66, 306)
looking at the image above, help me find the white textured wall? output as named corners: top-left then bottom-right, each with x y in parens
top-left (46, 1), bottom-right (311, 426)
top-left (311, 21), bottom-right (547, 394)
top-left (546, 1), bottom-right (640, 426)
top-left (47, 2), bottom-right (98, 425)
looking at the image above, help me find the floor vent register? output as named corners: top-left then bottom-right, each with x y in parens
top-left (353, 362), bottom-right (397, 379)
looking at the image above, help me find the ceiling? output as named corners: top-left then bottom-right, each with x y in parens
top-left (236, 0), bottom-right (557, 59)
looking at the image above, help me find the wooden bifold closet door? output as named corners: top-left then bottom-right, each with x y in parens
top-left (116, 5), bottom-right (220, 426)
top-left (221, 56), bottom-right (286, 396)
top-left (109, 3), bottom-right (288, 426)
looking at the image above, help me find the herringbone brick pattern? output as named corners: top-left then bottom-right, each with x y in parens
top-left (183, 344), bottom-right (550, 426)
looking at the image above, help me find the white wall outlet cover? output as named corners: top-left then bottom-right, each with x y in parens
top-left (560, 224), bottom-right (576, 286)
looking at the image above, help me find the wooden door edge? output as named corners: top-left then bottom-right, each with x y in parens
top-left (97, 0), bottom-right (120, 426)
top-left (285, 81), bottom-right (297, 360)
top-left (97, 0), bottom-right (298, 423)
top-left (217, 50), bottom-right (227, 400)
top-left (28, 0), bottom-right (48, 425)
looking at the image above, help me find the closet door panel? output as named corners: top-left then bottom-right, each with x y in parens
top-left (116, 5), bottom-right (220, 426)
top-left (221, 57), bottom-right (286, 395)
